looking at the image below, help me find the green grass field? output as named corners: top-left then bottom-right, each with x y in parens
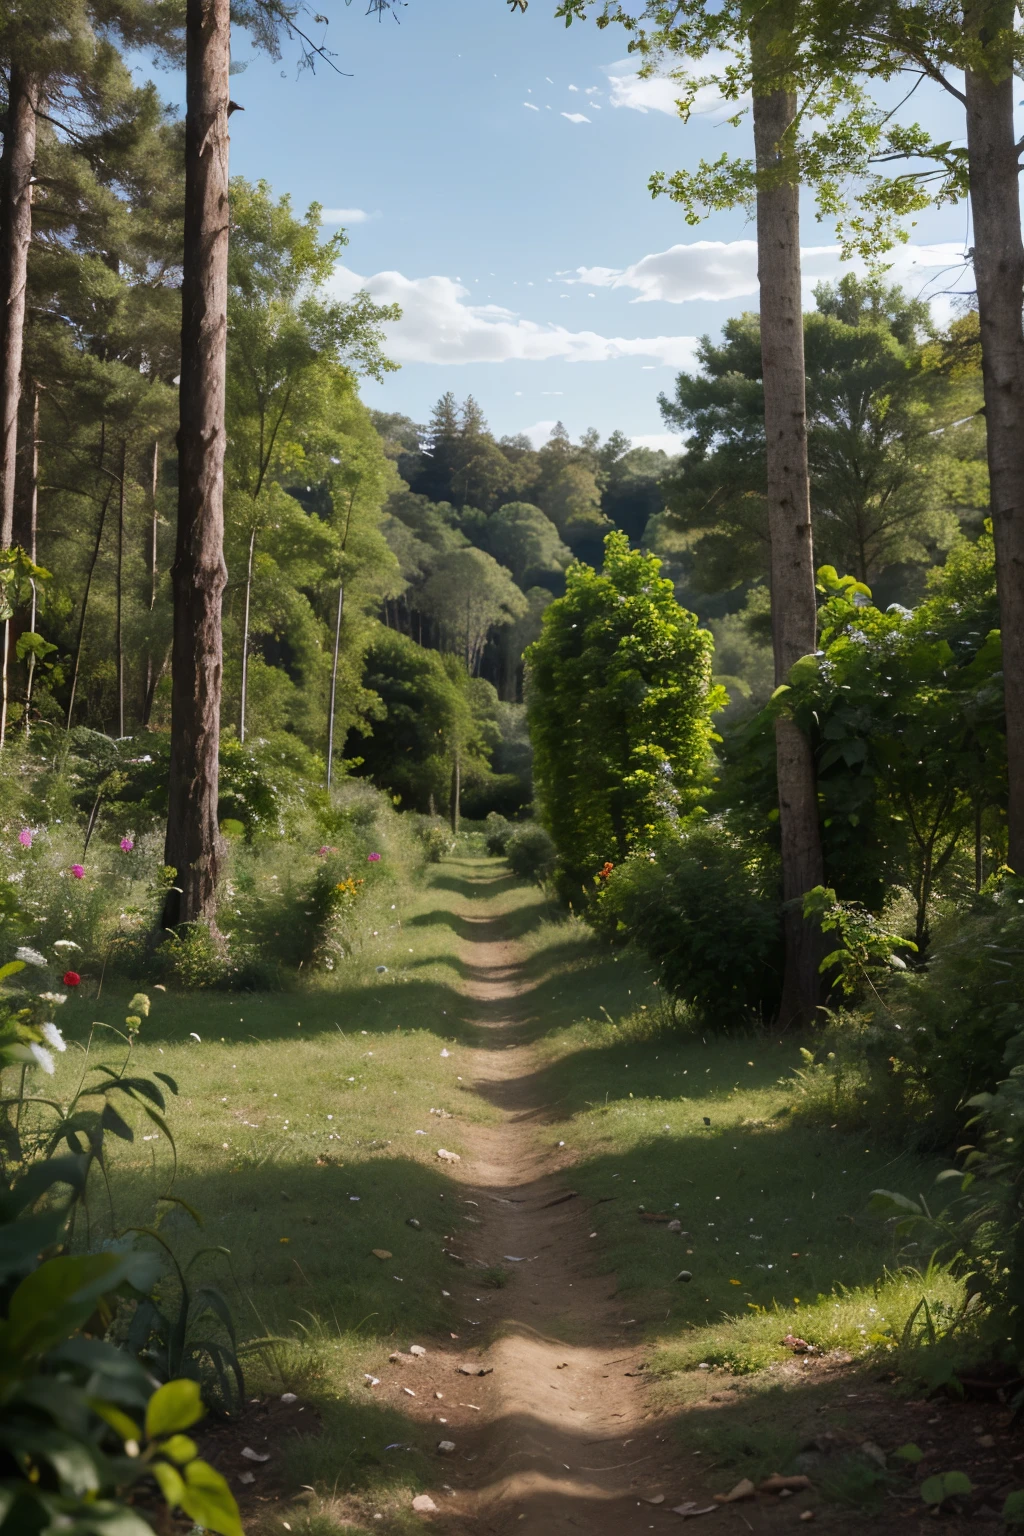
top-left (41, 854), bottom-right (962, 1527)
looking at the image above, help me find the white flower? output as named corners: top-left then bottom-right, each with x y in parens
top-left (189, 1032), bottom-right (201, 1043)
top-left (28, 1043), bottom-right (55, 1074)
top-left (53, 940), bottom-right (81, 950)
top-left (15, 946), bottom-right (47, 968)
top-left (39, 991), bottom-right (67, 1006)
top-left (40, 1022), bottom-right (66, 1052)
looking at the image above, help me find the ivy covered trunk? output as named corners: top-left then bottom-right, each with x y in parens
top-left (751, 9), bottom-right (825, 1026)
top-left (964, 0), bottom-right (1024, 875)
top-left (0, 65), bottom-right (38, 549)
top-left (163, 0), bottom-right (230, 927)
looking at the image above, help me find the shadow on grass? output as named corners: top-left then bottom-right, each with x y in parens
top-left (408, 900), bottom-right (553, 943)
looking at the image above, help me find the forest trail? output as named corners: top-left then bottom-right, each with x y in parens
top-left (424, 862), bottom-right (730, 1535)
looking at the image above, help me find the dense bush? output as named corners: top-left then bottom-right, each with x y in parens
top-left (593, 820), bottom-right (782, 1028)
top-left (484, 812), bottom-right (514, 856)
top-left (505, 823), bottom-right (556, 884)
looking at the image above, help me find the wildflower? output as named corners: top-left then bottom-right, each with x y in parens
top-left (39, 991), bottom-right (67, 1006)
top-left (70, 864), bottom-right (85, 879)
top-left (317, 845), bottom-right (336, 857)
top-left (28, 1043), bottom-right (55, 1074)
top-left (18, 828), bottom-right (32, 848)
top-left (16, 946), bottom-right (47, 968)
top-left (40, 1022), bottom-right (66, 1052)
top-left (120, 836), bottom-right (134, 853)
top-left (367, 852), bottom-right (381, 863)
top-left (62, 972), bottom-right (81, 987)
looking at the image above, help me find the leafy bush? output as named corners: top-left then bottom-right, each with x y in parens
top-left (484, 812), bottom-right (514, 856)
top-left (593, 820), bottom-right (782, 1028)
top-left (505, 823), bottom-right (556, 884)
top-left (415, 818), bottom-right (456, 863)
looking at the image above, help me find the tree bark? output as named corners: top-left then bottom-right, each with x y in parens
top-left (0, 65), bottom-right (38, 551)
top-left (23, 385), bottom-right (38, 735)
top-left (116, 439), bottom-right (126, 737)
top-left (163, 0), bottom-right (231, 928)
top-left (963, 0), bottom-right (1024, 875)
top-left (67, 484), bottom-right (113, 729)
top-left (751, 11), bottom-right (825, 1027)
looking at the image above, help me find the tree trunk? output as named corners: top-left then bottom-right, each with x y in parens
top-left (67, 484), bottom-right (114, 729)
top-left (116, 439), bottom-right (126, 737)
top-left (163, 0), bottom-right (231, 929)
top-left (964, 0), bottom-right (1024, 875)
top-left (239, 522), bottom-right (255, 742)
top-left (326, 575), bottom-right (344, 790)
top-left (0, 66), bottom-right (37, 551)
top-left (23, 386), bottom-right (38, 735)
top-left (145, 439), bottom-right (159, 711)
top-left (450, 748), bottom-right (461, 835)
top-left (751, 11), bottom-right (825, 1027)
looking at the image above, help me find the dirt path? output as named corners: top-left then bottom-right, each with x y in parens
top-left (420, 866), bottom-right (721, 1535)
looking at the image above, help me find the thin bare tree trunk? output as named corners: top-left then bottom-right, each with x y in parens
top-left (751, 10), bottom-right (825, 1027)
top-left (67, 484), bottom-right (114, 729)
top-left (325, 486), bottom-right (358, 790)
top-left (450, 748), bottom-right (461, 835)
top-left (116, 439), bottom-right (126, 737)
top-left (964, 0), bottom-right (1024, 875)
top-left (163, 0), bottom-right (231, 928)
top-left (239, 522), bottom-right (255, 743)
top-left (0, 66), bottom-right (37, 550)
top-left (23, 386), bottom-right (38, 736)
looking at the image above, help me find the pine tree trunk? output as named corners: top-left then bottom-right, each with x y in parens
top-left (23, 386), bottom-right (38, 736)
top-left (964, 0), bottom-right (1024, 875)
top-left (116, 439), bottom-right (126, 738)
top-left (751, 13), bottom-right (825, 1027)
top-left (0, 65), bottom-right (37, 551)
top-left (67, 483), bottom-right (113, 729)
top-left (239, 522), bottom-right (255, 743)
top-left (163, 0), bottom-right (231, 928)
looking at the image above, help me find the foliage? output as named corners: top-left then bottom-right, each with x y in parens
top-left (527, 531), bottom-right (725, 895)
top-left (592, 819), bottom-right (782, 1026)
top-left (504, 823), bottom-right (557, 884)
top-left (803, 885), bottom-right (915, 999)
top-left (656, 279), bottom-right (982, 599)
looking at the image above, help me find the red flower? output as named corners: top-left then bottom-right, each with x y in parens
top-left (62, 971), bottom-right (81, 987)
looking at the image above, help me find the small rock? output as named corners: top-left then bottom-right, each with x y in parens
top-left (371, 1249), bottom-right (393, 1260)
top-left (676, 1270), bottom-right (693, 1283)
top-left (800, 1512), bottom-right (815, 1523)
top-left (977, 1434), bottom-right (995, 1449)
top-left (280, 1392), bottom-right (297, 1404)
top-left (643, 1494), bottom-right (666, 1505)
top-left (437, 1148), bottom-right (461, 1163)
top-left (238, 1471), bottom-right (255, 1485)
top-left (407, 1218), bottom-right (422, 1229)
top-left (860, 1441), bottom-right (886, 1468)
top-left (667, 1220), bottom-right (682, 1232)
top-left (364, 1375), bottom-right (380, 1387)
top-left (457, 1363), bottom-right (493, 1376)
top-left (402, 1387), bottom-right (416, 1397)
top-left (240, 1448), bottom-right (270, 1463)
top-left (437, 1440), bottom-right (456, 1455)
top-left (410, 1345), bottom-right (427, 1357)
top-left (412, 1494), bottom-right (438, 1513)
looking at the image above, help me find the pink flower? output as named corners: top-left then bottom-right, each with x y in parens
top-left (120, 837), bottom-right (134, 852)
top-left (367, 852), bottom-right (381, 863)
top-left (317, 845), bottom-right (336, 858)
top-left (18, 828), bottom-right (32, 848)
top-left (70, 864), bottom-right (85, 879)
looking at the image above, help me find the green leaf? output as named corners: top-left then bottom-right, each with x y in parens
top-left (868, 1189), bottom-right (922, 1217)
top-left (88, 1399), bottom-right (141, 1445)
top-left (160, 1434), bottom-right (198, 1464)
top-left (1003, 1491), bottom-right (1024, 1525)
top-left (152, 1459), bottom-right (186, 1507)
top-left (920, 1475), bottom-right (946, 1506)
top-left (0, 960), bottom-right (26, 981)
top-left (894, 1443), bottom-right (923, 1464)
top-left (179, 1458), bottom-right (243, 1536)
top-left (145, 1379), bottom-right (204, 1439)
top-left (101, 1102), bottom-right (135, 1142)
top-left (942, 1472), bottom-right (973, 1497)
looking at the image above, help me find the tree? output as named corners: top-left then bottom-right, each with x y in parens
top-left (476, 501), bottom-right (571, 589)
top-left (225, 176), bottom-right (398, 741)
top-left (659, 279), bottom-right (979, 595)
top-left (415, 546), bottom-right (527, 674)
top-left (526, 531), bottom-right (725, 895)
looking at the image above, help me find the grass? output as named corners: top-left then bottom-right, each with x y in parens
top-left (26, 851), bottom-right (977, 1526)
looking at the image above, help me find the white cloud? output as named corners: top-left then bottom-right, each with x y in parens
top-left (524, 101), bottom-right (539, 110)
top-left (321, 207), bottom-right (374, 225)
top-left (568, 83), bottom-right (579, 91)
top-left (520, 419), bottom-right (559, 448)
top-left (562, 111), bottom-right (590, 124)
top-left (604, 54), bottom-right (742, 119)
top-left (570, 239), bottom-right (970, 307)
top-left (329, 265), bottom-right (699, 367)
top-left (631, 433), bottom-right (681, 455)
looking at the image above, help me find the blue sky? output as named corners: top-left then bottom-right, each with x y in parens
top-left (194, 0), bottom-right (972, 448)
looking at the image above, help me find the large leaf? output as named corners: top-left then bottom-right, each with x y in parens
top-left (0, 1154), bottom-right (88, 1220)
top-left (145, 1379), bottom-right (204, 1438)
top-left (3, 1253), bottom-right (158, 1357)
top-left (0, 1207), bottom-right (69, 1283)
top-left (178, 1458), bottom-right (243, 1536)
top-left (5, 1424), bottom-right (103, 1496)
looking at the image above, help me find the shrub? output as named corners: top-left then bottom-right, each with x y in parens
top-left (505, 823), bottom-right (556, 884)
top-left (156, 921), bottom-right (228, 990)
top-left (593, 820), bottom-right (782, 1028)
top-left (484, 812), bottom-right (513, 856)
top-left (417, 820), bottom-right (456, 863)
